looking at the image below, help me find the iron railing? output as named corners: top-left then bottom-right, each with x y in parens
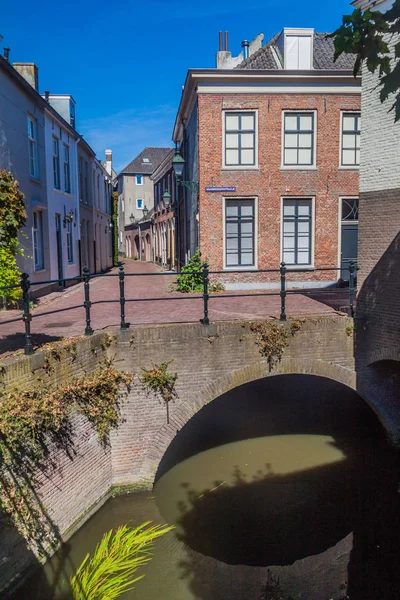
top-left (0, 262), bottom-right (358, 356)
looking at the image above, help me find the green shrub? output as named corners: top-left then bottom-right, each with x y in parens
top-left (0, 246), bottom-right (22, 306)
top-left (175, 250), bottom-right (225, 293)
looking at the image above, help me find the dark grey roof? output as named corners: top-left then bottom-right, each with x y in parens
top-left (236, 32), bottom-right (356, 71)
top-left (119, 147), bottom-right (172, 176)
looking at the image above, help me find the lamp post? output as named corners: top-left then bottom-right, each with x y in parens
top-left (129, 213), bottom-right (135, 225)
top-left (142, 205), bottom-right (149, 219)
top-left (162, 189), bottom-right (171, 208)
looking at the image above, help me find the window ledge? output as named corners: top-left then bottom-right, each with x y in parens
top-left (280, 166), bottom-right (318, 171)
top-left (34, 268), bottom-right (46, 274)
top-left (223, 266), bottom-right (258, 271)
top-left (64, 192), bottom-right (73, 197)
top-left (285, 266), bottom-right (315, 271)
top-left (30, 177), bottom-right (41, 186)
top-left (338, 166), bottom-right (359, 171)
top-left (53, 188), bottom-right (64, 195)
top-left (221, 166), bottom-right (259, 172)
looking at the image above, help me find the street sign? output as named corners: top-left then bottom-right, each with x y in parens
top-left (205, 186), bottom-right (236, 193)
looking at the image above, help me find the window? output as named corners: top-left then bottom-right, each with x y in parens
top-left (282, 198), bottom-right (313, 266)
top-left (136, 198), bottom-right (143, 210)
top-left (136, 175), bottom-right (143, 185)
top-left (79, 157), bottom-right (84, 201)
top-left (224, 112), bottom-right (256, 167)
top-left (283, 112), bottom-right (315, 166)
top-left (142, 158), bottom-right (150, 163)
top-left (84, 162), bottom-right (88, 202)
top-left (64, 145), bottom-right (71, 193)
top-left (341, 197), bottom-right (359, 221)
top-left (66, 219), bottom-right (73, 263)
top-left (27, 116), bottom-right (39, 179)
top-left (341, 113), bottom-right (360, 167)
top-left (33, 211), bottom-right (44, 270)
top-left (53, 136), bottom-right (60, 189)
top-left (225, 199), bottom-right (255, 267)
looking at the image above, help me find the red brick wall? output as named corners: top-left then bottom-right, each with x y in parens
top-left (197, 93), bottom-right (360, 284)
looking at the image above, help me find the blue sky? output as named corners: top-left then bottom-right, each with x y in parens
top-left (2, 0), bottom-right (352, 172)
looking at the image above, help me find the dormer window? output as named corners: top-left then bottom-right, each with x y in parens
top-left (281, 28), bottom-right (314, 70)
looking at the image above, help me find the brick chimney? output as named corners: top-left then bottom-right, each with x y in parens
top-left (13, 63), bottom-right (39, 91)
top-left (105, 149), bottom-right (112, 176)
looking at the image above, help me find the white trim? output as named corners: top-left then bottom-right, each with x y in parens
top-left (282, 28), bottom-right (314, 71)
top-left (339, 110), bottom-right (361, 169)
top-left (338, 196), bottom-right (359, 280)
top-left (222, 196), bottom-right (258, 271)
top-left (281, 109), bottom-right (317, 169)
top-left (222, 109), bottom-right (259, 169)
top-left (280, 196), bottom-right (315, 269)
top-left (198, 84), bottom-right (361, 95)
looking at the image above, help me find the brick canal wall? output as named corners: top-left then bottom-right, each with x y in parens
top-left (1, 315), bottom-right (397, 595)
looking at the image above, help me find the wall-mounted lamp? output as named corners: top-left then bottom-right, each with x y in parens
top-left (63, 206), bottom-right (75, 228)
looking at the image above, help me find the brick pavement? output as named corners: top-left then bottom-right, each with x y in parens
top-left (0, 260), bottom-right (351, 355)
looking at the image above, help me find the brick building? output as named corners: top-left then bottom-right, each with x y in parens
top-left (151, 149), bottom-right (177, 269)
top-left (173, 28), bottom-right (361, 288)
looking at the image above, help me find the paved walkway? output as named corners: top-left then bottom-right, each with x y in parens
top-left (0, 261), bottom-right (351, 356)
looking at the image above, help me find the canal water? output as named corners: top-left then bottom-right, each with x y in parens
top-left (12, 375), bottom-right (400, 600)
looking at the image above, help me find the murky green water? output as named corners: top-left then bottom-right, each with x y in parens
top-left (12, 376), bottom-right (400, 600)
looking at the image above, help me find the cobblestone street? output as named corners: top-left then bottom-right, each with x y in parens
top-left (0, 260), bottom-right (350, 355)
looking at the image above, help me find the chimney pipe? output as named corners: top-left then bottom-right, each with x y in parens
top-left (44, 90), bottom-right (50, 102)
top-left (3, 47), bottom-right (10, 62)
top-left (225, 31), bottom-right (229, 52)
top-left (219, 31), bottom-right (223, 51)
top-left (241, 40), bottom-right (250, 60)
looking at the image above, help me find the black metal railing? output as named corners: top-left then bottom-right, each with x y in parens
top-left (0, 262), bottom-right (358, 356)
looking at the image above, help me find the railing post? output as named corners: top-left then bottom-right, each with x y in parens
top-left (348, 261), bottom-right (356, 318)
top-left (280, 262), bottom-right (287, 322)
top-left (119, 264), bottom-right (130, 330)
top-left (83, 267), bottom-right (93, 336)
top-left (21, 273), bottom-right (34, 355)
top-left (201, 263), bottom-right (210, 325)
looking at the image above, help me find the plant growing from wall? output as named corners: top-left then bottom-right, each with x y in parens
top-left (70, 522), bottom-right (174, 600)
top-left (0, 170), bottom-right (26, 307)
top-left (140, 361), bottom-right (177, 424)
top-left (0, 366), bottom-right (132, 554)
top-left (250, 320), bottom-right (302, 368)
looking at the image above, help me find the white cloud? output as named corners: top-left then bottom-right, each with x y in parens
top-left (79, 105), bottom-right (176, 173)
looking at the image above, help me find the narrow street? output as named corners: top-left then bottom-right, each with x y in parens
top-left (0, 260), bottom-right (349, 355)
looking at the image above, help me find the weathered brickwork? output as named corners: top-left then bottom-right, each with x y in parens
top-left (197, 93), bottom-right (360, 285)
top-left (3, 316), bottom-right (400, 595)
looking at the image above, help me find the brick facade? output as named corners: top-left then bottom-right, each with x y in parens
top-left (197, 93), bottom-right (360, 286)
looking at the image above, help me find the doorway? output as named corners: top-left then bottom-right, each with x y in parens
top-left (340, 198), bottom-right (358, 282)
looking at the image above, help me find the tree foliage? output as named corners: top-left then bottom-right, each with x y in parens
top-left (330, 0), bottom-right (400, 119)
top-left (0, 170), bottom-right (26, 249)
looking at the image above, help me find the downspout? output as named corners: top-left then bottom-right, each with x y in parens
top-left (74, 137), bottom-right (82, 274)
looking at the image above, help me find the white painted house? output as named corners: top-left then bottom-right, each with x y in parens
top-left (43, 95), bottom-right (80, 282)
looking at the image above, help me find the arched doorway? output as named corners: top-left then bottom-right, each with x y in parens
top-left (145, 233), bottom-right (151, 261)
top-left (134, 235), bottom-right (139, 259)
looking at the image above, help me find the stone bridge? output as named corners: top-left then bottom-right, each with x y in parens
top-left (1, 314), bottom-right (399, 595)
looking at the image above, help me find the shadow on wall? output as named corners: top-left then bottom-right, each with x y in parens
top-left (154, 375), bottom-right (400, 600)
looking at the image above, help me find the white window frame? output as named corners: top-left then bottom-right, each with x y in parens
top-left (136, 198), bottom-right (144, 210)
top-left (337, 196), bottom-right (359, 278)
top-left (53, 136), bottom-right (61, 189)
top-left (222, 109), bottom-right (259, 170)
top-left (27, 116), bottom-right (39, 179)
top-left (280, 196), bottom-right (315, 269)
top-left (33, 210), bottom-right (44, 271)
top-left (66, 219), bottom-right (74, 264)
top-left (63, 144), bottom-right (71, 193)
top-left (136, 175), bottom-right (143, 185)
top-left (339, 111), bottom-right (360, 169)
top-left (222, 196), bottom-right (258, 270)
top-left (281, 109), bottom-right (317, 170)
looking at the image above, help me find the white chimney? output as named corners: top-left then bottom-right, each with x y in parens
top-left (105, 149), bottom-right (112, 175)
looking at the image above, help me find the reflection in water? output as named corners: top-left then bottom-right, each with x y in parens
top-left (11, 375), bottom-right (400, 600)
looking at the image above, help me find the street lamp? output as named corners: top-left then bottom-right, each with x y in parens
top-left (142, 205), bottom-right (149, 219)
top-left (172, 149), bottom-right (185, 179)
top-left (129, 213), bottom-right (135, 224)
top-left (162, 189), bottom-right (171, 208)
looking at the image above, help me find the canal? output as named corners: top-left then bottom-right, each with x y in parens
top-left (12, 375), bottom-right (400, 600)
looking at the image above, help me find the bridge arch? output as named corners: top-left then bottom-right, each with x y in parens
top-left (140, 358), bottom-right (369, 484)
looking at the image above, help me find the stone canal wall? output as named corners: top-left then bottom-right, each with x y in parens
top-left (1, 315), bottom-right (397, 595)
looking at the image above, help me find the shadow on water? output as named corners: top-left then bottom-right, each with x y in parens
top-left (154, 375), bottom-right (400, 600)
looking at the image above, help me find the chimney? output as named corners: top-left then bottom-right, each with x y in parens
top-left (105, 149), bottom-right (112, 176)
top-left (241, 40), bottom-right (250, 60)
top-left (13, 63), bottom-right (39, 91)
top-left (3, 47), bottom-right (10, 62)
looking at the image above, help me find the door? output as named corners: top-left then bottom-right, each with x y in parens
top-left (340, 198), bottom-right (359, 281)
top-left (55, 214), bottom-right (63, 283)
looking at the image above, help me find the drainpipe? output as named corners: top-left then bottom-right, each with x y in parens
top-left (74, 137), bottom-right (82, 274)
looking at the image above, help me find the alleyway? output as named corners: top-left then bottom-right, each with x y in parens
top-left (0, 261), bottom-right (350, 355)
